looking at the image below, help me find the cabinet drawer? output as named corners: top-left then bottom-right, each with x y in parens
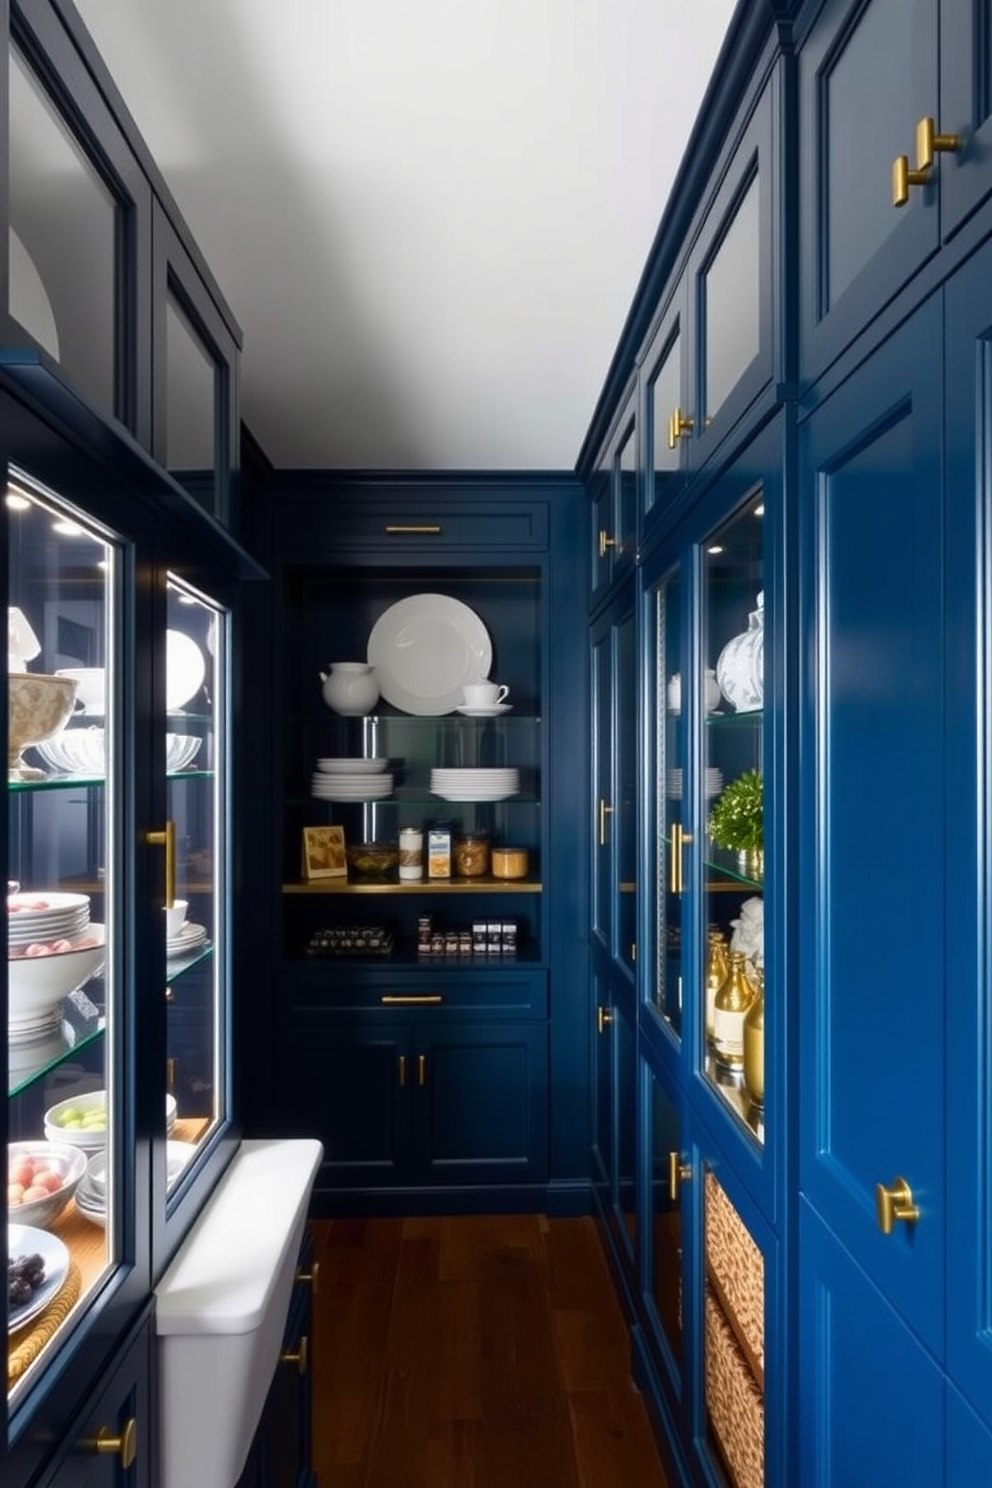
top-left (278, 498), bottom-right (549, 554)
top-left (705, 1286), bottom-right (765, 1488)
top-left (284, 967), bottom-right (548, 1018)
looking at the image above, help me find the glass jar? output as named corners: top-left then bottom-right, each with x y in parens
top-left (453, 831), bottom-right (490, 878)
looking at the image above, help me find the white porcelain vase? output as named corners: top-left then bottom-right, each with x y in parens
top-left (716, 592), bottom-right (764, 713)
top-left (319, 662), bottom-right (380, 716)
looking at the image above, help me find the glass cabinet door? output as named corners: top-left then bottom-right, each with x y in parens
top-left (699, 488), bottom-right (765, 1141)
top-left (6, 471), bottom-right (128, 1402)
top-left (652, 562), bottom-right (684, 1035)
top-left (164, 576), bottom-right (229, 1195)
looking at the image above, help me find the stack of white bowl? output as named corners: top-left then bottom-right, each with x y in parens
top-left (665, 767), bottom-right (723, 800)
top-left (34, 729), bottom-right (201, 775)
top-left (311, 758), bottom-right (393, 801)
top-left (430, 767), bottom-right (519, 802)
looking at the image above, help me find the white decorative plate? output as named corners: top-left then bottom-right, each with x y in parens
top-left (367, 594), bottom-right (492, 715)
top-left (7, 1224), bottom-right (70, 1333)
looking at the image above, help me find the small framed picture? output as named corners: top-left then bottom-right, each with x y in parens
top-left (302, 825), bottom-right (347, 880)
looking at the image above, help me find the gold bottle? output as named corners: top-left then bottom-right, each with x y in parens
top-left (705, 928), bottom-right (729, 1047)
top-left (713, 950), bottom-right (755, 1070)
top-left (743, 967), bottom-right (765, 1108)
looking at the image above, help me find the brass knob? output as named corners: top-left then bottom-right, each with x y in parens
top-left (875, 1176), bottom-right (920, 1235)
top-left (89, 1418), bottom-right (137, 1468)
top-left (668, 1151), bottom-right (692, 1204)
top-left (296, 1262), bottom-right (320, 1296)
top-left (892, 154), bottom-right (929, 207)
top-left (597, 1005), bottom-right (614, 1035)
top-left (598, 529), bottom-right (617, 559)
top-left (598, 798), bottom-right (614, 847)
top-left (916, 116), bottom-right (962, 172)
top-left (281, 1334), bottom-right (308, 1375)
top-left (667, 407), bottom-right (694, 449)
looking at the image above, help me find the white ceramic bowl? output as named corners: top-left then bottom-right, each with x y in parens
top-left (44, 1089), bottom-right (109, 1149)
top-left (34, 728), bottom-right (201, 776)
top-left (8, 924), bottom-right (106, 1020)
top-left (8, 673), bottom-right (79, 779)
top-left (7, 1139), bottom-right (88, 1228)
top-left (166, 733), bottom-right (202, 771)
top-left (54, 667), bottom-right (106, 714)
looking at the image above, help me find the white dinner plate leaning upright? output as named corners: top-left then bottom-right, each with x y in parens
top-left (367, 594), bottom-right (492, 715)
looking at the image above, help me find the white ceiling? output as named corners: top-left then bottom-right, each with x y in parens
top-left (73, 0), bottom-right (736, 471)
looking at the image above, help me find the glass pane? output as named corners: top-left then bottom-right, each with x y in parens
top-left (825, 0), bottom-right (913, 307)
top-left (165, 577), bottom-right (227, 1191)
top-left (704, 1167), bottom-right (765, 1488)
top-left (704, 176), bottom-right (760, 422)
top-left (701, 492), bottom-right (765, 1142)
top-left (8, 45), bottom-right (117, 417)
top-left (616, 422), bottom-right (637, 558)
top-left (650, 1072), bottom-right (682, 1366)
top-left (617, 612), bottom-right (636, 973)
top-left (166, 294), bottom-right (217, 501)
top-left (648, 328), bottom-right (682, 513)
top-left (591, 449), bottom-right (612, 589)
top-left (6, 472), bottom-right (120, 1401)
top-left (655, 565), bottom-right (683, 1035)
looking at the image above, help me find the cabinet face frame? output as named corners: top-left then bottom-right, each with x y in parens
top-left (940, 0), bottom-right (992, 235)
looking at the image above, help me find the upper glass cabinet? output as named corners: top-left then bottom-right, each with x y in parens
top-left (8, 42), bottom-right (118, 420)
top-left (164, 575), bottom-right (229, 1197)
top-left (700, 489), bottom-right (764, 1141)
top-left (6, 469), bottom-right (129, 1406)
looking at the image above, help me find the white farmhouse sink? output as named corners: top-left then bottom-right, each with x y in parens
top-left (154, 1137), bottom-right (323, 1488)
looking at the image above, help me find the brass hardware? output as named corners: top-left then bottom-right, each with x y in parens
top-left (296, 1263), bottom-right (320, 1296)
top-left (598, 529), bottom-right (617, 560)
top-left (631, 943), bottom-right (637, 962)
top-left (598, 798), bottom-right (614, 847)
top-left (89, 1418), bottom-right (137, 1468)
top-left (166, 1058), bottom-right (176, 1090)
top-left (385, 524), bottom-right (441, 534)
top-left (668, 1151), bottom-right (692, 1204)
top-left (875, 1176), bottom-right (920, 1235)
top-left (417, 1054), bottom-right (426, 1087)
top-left (916, 116), bottom-right (962, 172)
top-left (381, 994), bottom-right (443, 1005)
top-left (669, 823), bottom-right (692, 894)
top-left (597, 1005), bottom-right (614, 1035)
top-left (147, 820), bottom-right (176, 907)
top-left (892, 153), bottom-right (929, 207)
top-left (398, 1054), bottom-right (407, 1086)
top-left (668, 407), bottom-right (694, 448)
top-left (281, 1334), bottom-right (308, 1375)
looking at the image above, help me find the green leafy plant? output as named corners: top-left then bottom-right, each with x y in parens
top-left (708, 769), bottom-right (763, 852)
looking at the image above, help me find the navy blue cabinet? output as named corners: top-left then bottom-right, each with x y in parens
top-left (589, 389), bottom-right (638, 607)
top-left (940, 0), bottom-right (992, 234)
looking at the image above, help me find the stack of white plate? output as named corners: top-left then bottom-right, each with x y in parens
top-left (430, 767), bottom-right (520, 802)
top-left (315, 758), bottom-right (387, 775)
top-left (74, 1150), bottom-right (108, 1226)
top-left (665, 767), bottom-right (723, 800)
top-left (311, 771), bottom-right (394, 802)
top-left (8, 890), bottom-right (91, 948)
top-left (166, 922), bottom-right (208, 959)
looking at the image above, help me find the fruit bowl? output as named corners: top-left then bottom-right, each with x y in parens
top-left (345, 842), bottom-right (400, 878)
top-left (7, 1139), bottom-right (88, 1228)
top-left (8, 924), bottom-right (106, 1021)
top-left (8, 673), bottom-right (79, 781)
top-left (44, 1089), bottom-right (109, 1149)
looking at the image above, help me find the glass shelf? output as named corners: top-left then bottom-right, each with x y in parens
top-left (292, 791), bottom-right (541, 809)
top-left (9, 768), bottom-right (215, 792)
top-left (705, 708), bottom-right (763, 730)
top-left (165, 942), bottom-right (214, 979)
top-left (284, 877), bottom-right (542, 895)
top-left (8, 993), bottom-right (105, 1096)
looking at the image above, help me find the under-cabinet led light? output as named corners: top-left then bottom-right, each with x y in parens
top-left (754, 503), bottom-right (765, 516)
top-left (707, 544), bottom-right (724, 555)
top-left (5, 491), bottom-right (30, 511)
top-left (52, 519), bottom-right (82, 536)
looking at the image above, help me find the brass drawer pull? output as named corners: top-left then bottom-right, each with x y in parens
top-left (296, 1262), bottom-right (320, 1295)
top-left (385, 524), bottom-right (441, 534)
top-left (89, 1418), bottom-right (137, 1468)
top-left (281, 1335), bottom-right (308, 1375)
top-left (381, 994), bottom-right (443, 1005)
top-left (875, 1176), bottom-right (920, 1234)
top-left (147, 820), bottom-right (176, 906)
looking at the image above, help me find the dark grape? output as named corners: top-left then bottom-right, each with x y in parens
top-left (8, 1252), bottom-right (46, 1309)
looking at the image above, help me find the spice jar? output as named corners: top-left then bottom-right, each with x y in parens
top-left (453, 830), bottom-right (490, 878)
top-left (491, 846), bottom-right (529, 880)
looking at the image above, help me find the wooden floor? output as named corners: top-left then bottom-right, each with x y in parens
top-left (309, 1213), bottom-right (671, 1488)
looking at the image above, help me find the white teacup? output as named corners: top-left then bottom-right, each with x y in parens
top-left (463, 681), bottom-right (509, 708)
top-left (164, 899), bottom-right (189, 938)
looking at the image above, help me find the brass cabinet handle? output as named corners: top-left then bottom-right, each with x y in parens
top-left (398, 1054), bottom-right (407, 1086)
top-left (281, 1334), bottom-right (308, 1375)
top-left (598, 798), bottom-right (614, 847)
top-left (381, 994), bottom-right (443, 1005)
top-left (875, 1177), bottom-right (920, 1234)
top-left (668, 1151), bottom-right (692, 1204)
top-left (598, 529), bottom-right (617, 559)
top-left (597, 1005), bottom-right (614, 1035)
top-left (385, 524), bottom-right (441, 534)
top-left (667, 407), bottom-right (694, 448)
top-left (417, 1054), bottom-right (426, 1087)
top-left (893, 117), bottom-right (963, 206)
top-left (89, 1418), bottom-right (137, 1468)
top-left (296, 1263), bottom-right (320, 1295)
top-left (147, 820), bottom-right (176, 906)
top-left (669, 823), bottom-right (693, 894)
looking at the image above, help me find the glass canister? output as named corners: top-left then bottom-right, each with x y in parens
top-left (453, 830), bottom-right (490, 878)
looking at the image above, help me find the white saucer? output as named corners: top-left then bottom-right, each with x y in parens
top-left (455, 704), bottom-right (513, 717)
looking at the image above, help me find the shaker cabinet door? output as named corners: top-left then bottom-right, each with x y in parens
top-left (798, 298), bottom-right (945, 1357)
